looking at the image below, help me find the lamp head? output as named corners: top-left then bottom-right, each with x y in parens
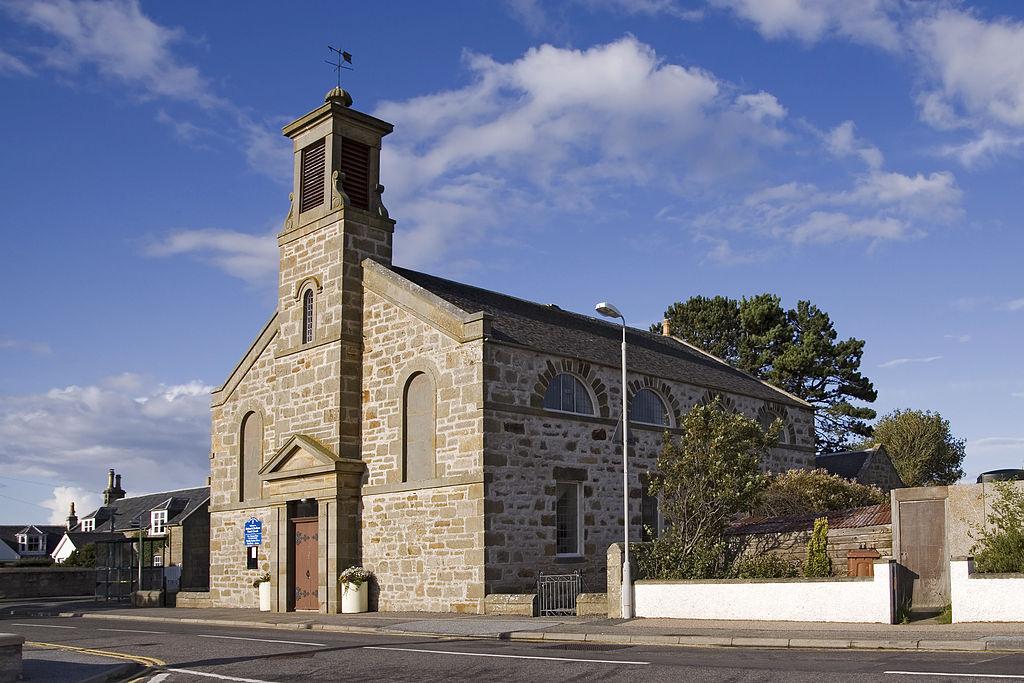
top-left (595, 302), bottom-right (623, 320)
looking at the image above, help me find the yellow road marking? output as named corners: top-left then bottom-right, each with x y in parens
top-left (26, 641), bottom-right (166, 667)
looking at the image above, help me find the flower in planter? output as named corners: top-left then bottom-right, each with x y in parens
top-left (252, 572), bottom-right (271, 588)
top-left (338, 566), bottom-right (372, 588)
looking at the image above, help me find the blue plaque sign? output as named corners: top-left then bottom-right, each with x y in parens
top-left (243, 517), bottom-right (262, 547)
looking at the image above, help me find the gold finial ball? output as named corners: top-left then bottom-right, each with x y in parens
top-left (325, 86), bottom-right (353, 107)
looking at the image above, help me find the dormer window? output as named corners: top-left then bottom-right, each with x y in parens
top-left (17, 533), bottom-right (43, 554)
top-left (150, 510), bottom-right (168, 536)
top-left (81, 518), bottom-right (95, 532)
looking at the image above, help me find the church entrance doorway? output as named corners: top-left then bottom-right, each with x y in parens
top-left (288, 498), bottom-right (319, 611)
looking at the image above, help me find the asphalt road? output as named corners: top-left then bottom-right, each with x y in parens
top-left (6, 616), bottom-right (1024, 682)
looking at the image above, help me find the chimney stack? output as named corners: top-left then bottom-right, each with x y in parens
top-left (103, 469), bottom-right (126, 504)
top-left (662, 319), bottom-right (671, 336)
top-left (66, 502), bottom-right (78, 530)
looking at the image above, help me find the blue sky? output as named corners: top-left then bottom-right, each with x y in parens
top-left (1, 0), bottom-right (1022, 523)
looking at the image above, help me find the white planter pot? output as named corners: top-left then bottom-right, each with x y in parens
top-left (258, 581), bottom-right (273, 612)
top-left (341, 582), bottom-right (368, 613)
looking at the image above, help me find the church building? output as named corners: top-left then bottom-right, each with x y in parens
top-left (207, 87), bottom-right (817, 613)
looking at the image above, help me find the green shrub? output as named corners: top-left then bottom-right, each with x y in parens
top-left (732, 554), bottom-right (800, 579)
top-left (15, 557), bottom-right (54, 567)
top-left (804, 517), bottom-right (832, 577)
top-left (973, 483), bottom-right (1024, 573)
top-left (753, 468), bottom-right (885, 517)
top-left (63, 544), bottom-right (96, 568)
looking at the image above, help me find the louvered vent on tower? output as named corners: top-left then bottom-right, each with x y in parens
top-left (340, 137), bottom-right (370, 210)
top-left (299, 138), bottom-right (326, 213)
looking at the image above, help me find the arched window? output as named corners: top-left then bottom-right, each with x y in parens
top-left (403, 372), bottom-right (436, 482)
top-left (631, 388), bottom-right (669, 426)
top-left (302, 289), bottom-right (314, 344)
top-left (758, 406), bottom-right (792, 445)
top-left (543, 373), bottom-right (595, 415)
top-left (239, 411), bottom-right (263, 502)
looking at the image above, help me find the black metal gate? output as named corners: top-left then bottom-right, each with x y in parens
top-left (537, 571), bottom-right (581, 616)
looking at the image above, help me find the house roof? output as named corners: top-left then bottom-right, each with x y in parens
top-left (391, 266), bottom-right (808, 409)
top-left (64, 531), bottom-right (125, 547)
top-left (815, 446), bottom-right (883, 480)
top-left (0, 525), bottom-right (67, 555)
top-left (75, 487), bottom-right (209, 533)
top-left (727, 503), bottom-right (892, 536)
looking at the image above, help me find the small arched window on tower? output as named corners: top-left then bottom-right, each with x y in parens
top-left (758, 405), bottom-right (793, 446)
top-left (302, 289), bottom-right (314, 344)
top-left (543, 373), bottom-right (595, 416)
top-left (631, 388), bottom-right (669, 427)
top-left (403, 372), bottom-right (436, 482)
top-left (239, 411), bottom-right (263, 502)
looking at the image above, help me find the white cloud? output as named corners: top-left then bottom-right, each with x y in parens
top-left (147, 229), bottom-right (278, 286)
top-left (0, 338), bottom-right (52, 355)
top-left (1005, 297), bottom-right (1024, 312)
top-left (912, 9), bottom-right (1024, 165)
top-left (0, 375), bottom-right (212, 521)
top-left (41, 486), bottom-right (101, 525)
top-left (711, 0), bottom-right (901, 50)
top-left (944, 333), bottom-right (971, 343)
top-left (375, 36), bottom-right (792, 268)
top-left (1011, 392), bottom-right (1024, 399)
top-left (3, 0), bottom-right (289, 184)
top-left (0, 47), bottom-right (33, 76)
top-left (878, 355), bottom-right (943, 368)
top-left (824, 120), bottom-right (884, 169)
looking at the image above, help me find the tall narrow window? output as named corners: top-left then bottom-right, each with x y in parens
top-left (403, 372), bottom-right (436, 482)
top-left (150, 510), bottom-right (168, 536)
top-left (302, 289), bottom-right (314, 344)
top-left (340, 137), bottom-right (370, 210)
top-left (299, 138), bottom-right (326, 213)
top-left (640, 475), bottom-right (660, 542)
top-left (239, 411), bottom-right (263, 502)
top-left (555, 482), bottom-right (583, 556)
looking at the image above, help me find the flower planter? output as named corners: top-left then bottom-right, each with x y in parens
top-left (341, 582), bottom-right (368, 613)
top-left (258, 581), bottom-right (272, 612)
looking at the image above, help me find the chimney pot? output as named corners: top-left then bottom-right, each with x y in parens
top-left (662, 319), bottom-right (671, 336)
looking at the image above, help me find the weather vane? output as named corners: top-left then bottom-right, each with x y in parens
top-left (326, 45), bottom-right (353, 89)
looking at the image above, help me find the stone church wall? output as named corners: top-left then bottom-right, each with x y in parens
top-left (359, 288), bottom-right (486, 612)
top-left (481, 343), bottom-right (815, 595)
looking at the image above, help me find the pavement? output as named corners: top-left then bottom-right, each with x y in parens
top-left (5, 597), bottom-right (1024, 654)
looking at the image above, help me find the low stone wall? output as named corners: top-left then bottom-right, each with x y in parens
top-left (576, 593), bottom-right (607, 616)
top-left (483, 594), bottom-right (536, 616)
top-left (951, 558), bottom-right (1024, 623)
top-left (174, 591), bottom-right (214, 608)
top-left (0, 634), bottom-right (24, 683)
top-left (634, 560), bottom-right (895, 623)
top-left (0, 567), bottom-right (94, 599)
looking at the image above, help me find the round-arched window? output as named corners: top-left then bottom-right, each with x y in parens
top-left (630, 388), bottom-right (669, 426)
top-left (543, 373), bottom-right (595, 415)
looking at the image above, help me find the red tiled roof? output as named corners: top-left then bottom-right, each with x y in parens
top-left (727, 504), bottom-right (891, 536)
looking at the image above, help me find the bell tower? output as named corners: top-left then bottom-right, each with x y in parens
top-left (275, 87), bottom-right (396, 459)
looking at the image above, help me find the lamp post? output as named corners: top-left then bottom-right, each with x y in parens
top-left (595, 301), bottom-right (632, 619)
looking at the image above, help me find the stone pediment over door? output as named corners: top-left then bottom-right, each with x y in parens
top-left (258, 434), bottom-right (364, 501)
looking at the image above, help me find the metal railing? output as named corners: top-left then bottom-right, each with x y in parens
top-left (537, 571), bottom-right (582, 616)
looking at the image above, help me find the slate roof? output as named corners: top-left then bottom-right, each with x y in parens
top-left (392, 266), bottom-right (808, 408)
top-left (727, 503), bottom-right (892, 536)
top-left (64, 532), bottom-right (125, 547)
top-left (815, 447), bottom-right (878, 479)
top-left (75, 487), bottom-right (209, 533)
top-left (0, 525), bottom-right (67, 555)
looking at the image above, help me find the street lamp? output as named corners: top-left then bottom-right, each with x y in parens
top-left (595, 301), bottom-right (632, 619)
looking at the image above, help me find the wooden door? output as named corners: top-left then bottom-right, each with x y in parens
top-left (898, 499), bottom-right (948, 611)
top-left (292, 518), bottom-right (319, 611)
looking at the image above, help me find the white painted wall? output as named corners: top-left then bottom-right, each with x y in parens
top-left (50, 535), bottom-right (76, 564)
top-left (951, 559), bottom-right (1024, 623)
top-left (634, 561), bottom-right (894, 623)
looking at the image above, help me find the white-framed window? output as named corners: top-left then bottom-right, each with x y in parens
top-left (17, 534), bottom-right (43, 553)
top-left (631, 388), bottom-right (669, 426)
top-left (543, 373), bottom-right (595, 416)
top-left (150, 510), bottom-right (168, 536)
top-left (555, 482), bottom-right (583, 556)
top-left (81, 518), bottom-right (95, 532)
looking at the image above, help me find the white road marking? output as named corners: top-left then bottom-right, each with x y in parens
top-left (197, 634), bottom-right (325, 647)
top-left (147, 674), bottom-right (171, 683)
top-left (97, 628), bottom-right (166, 634)
top-left (363, 645), bottom-right (650, 665)
top-left (164, 669), bottom-right (278, 683)
top-left (886, 672), bottom-right (1024, 679)
top-left (9, 623), bottom-right (75, 629)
